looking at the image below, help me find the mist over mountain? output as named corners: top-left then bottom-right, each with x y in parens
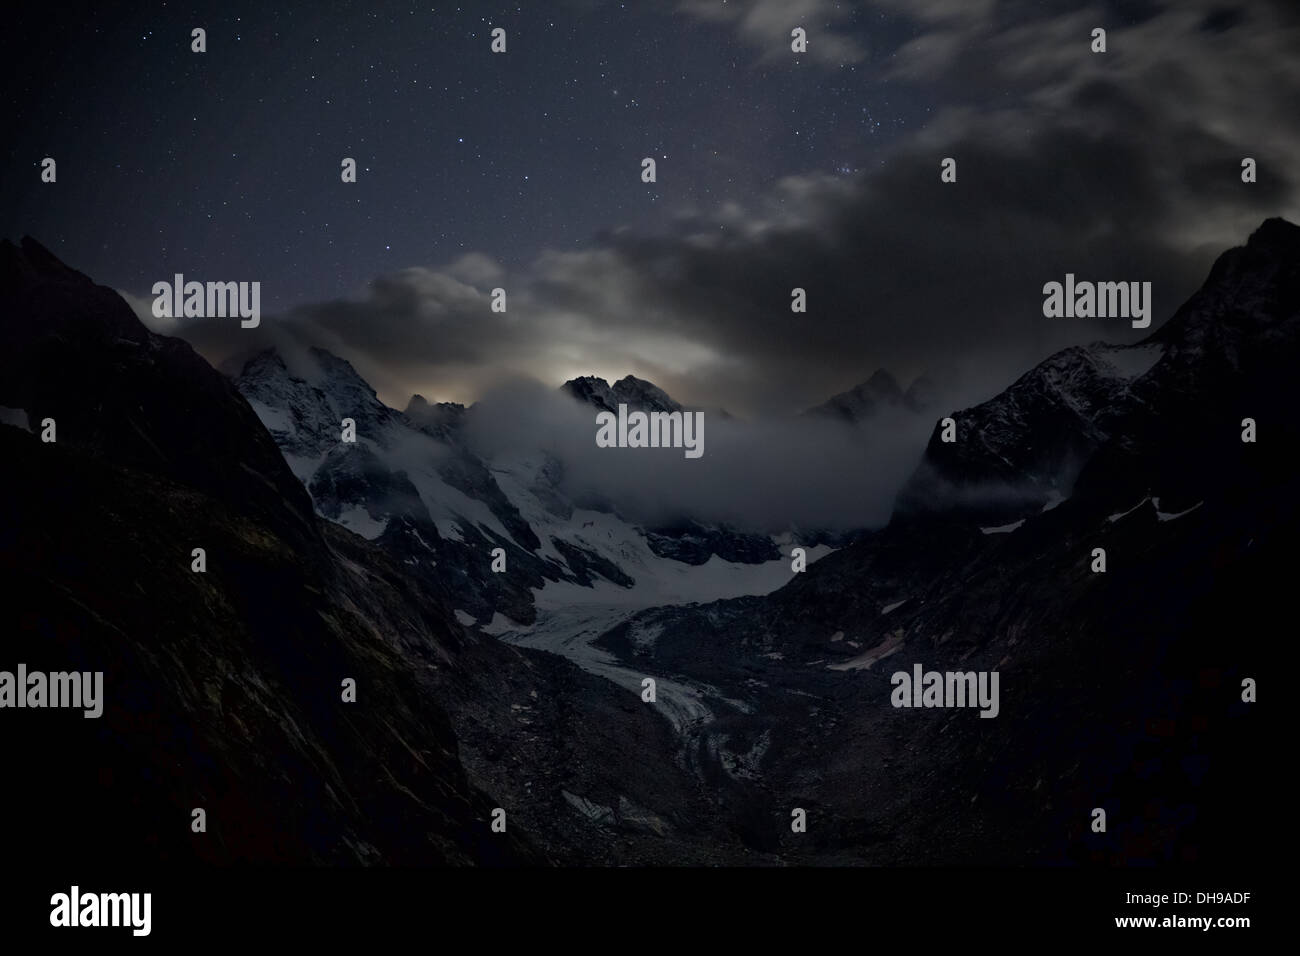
top-left (2, 217), bottom-right (1290, 869)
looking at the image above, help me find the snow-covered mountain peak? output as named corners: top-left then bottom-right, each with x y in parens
top-left (228, 346), bottom-right (400, 471)
top-left (561, 374), bottom-right (683, 414)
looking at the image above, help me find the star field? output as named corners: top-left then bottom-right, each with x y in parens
top-left (3, 2), bottom-right (917, 310)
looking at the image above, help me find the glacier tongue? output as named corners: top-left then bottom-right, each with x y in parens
top-left (490, 545), bottom-right (833, 735)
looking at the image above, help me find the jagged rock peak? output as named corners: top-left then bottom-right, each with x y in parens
top-left (562, 374), bottom-right (682, 413)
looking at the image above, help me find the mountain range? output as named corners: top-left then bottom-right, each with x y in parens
top-left (2, 218), bottom-right (1291, 865)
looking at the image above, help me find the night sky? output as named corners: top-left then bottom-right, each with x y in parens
top-left (3, 2), bottom-right (924, 304)
top-left (4, 1), bottom-right (1298, 413)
